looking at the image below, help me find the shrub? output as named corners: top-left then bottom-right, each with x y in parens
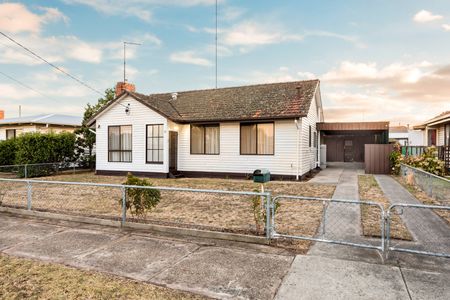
top-left (14, 132), bottom-right (77, 177)
top-left (389, 143), bottom-right (403, 175)
top-left (122, 173), bottom-right (161, 218)
top-left (0, 139), bottom-right (17, 166)
top-left (417, 146), bottom-right (446, 176)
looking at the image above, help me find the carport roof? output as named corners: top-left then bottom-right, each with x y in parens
top-left (317, 122), bottom-right (389, 131)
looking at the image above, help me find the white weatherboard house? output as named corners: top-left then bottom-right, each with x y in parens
top-left (87, 80), bottom-right (324, 180)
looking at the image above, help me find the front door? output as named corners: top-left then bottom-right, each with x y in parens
top-left (344, 139), bottom-right (354, 162)
top-left (169, 131), bottom-right (178, 172)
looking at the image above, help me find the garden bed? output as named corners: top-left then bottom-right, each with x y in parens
top-left (358, 175), bottom-right (412, 241)
top-left (0, 172), bottom-right (336, 254)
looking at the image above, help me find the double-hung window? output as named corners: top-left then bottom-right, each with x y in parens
top-left (108, 125), bottom-right (132, 162)
top-left (240, 122), bottom-right (274, 155)
top-left (191, 124), bottom-right (220, 154)
top-left (146, 124), bottom-right (164, 163)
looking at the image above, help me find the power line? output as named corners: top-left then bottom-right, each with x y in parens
top-left (0, 31), bottom-right (103, 96)
top-left (0, 70), bottom-right (55, 100)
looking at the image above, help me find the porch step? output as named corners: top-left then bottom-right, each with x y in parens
top-left (169, 171), bottom-right (184, 179)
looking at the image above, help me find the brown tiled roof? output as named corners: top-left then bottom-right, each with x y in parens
top-left (89, 80), bottom-right (319, 124)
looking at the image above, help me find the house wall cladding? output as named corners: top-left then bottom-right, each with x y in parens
top-left (96, 96), bottom-right (169, 174)
top-left (176, 119), bottom-right (300, 176)
top-left (299, 92), bottom-right (319, 174)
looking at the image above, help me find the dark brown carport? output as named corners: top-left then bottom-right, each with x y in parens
top-left (317, 122), bottom-right (390, 163)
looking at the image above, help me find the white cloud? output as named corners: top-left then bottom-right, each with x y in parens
top-left (413, 10), bottom-right (443, 23)
top-left (442, 24), bottom-right (450, 31)
top-left (0, 3), bottom-right (68, 33)
top-left (170, 51), bottom-right (212, 66)
top-left (63, 0), bottom-right (221, 22)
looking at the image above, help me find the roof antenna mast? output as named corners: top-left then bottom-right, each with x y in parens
top-left (123, 41), bottom-right (142, 83)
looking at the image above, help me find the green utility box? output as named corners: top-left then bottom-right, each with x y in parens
top-left (253, 169), bottom-right (270, 183)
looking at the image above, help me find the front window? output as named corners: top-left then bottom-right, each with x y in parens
top-left (108, 125), bottom-right (132, 162)
top-left (146, 124), bottom-right (164, 163)
top-left (6, 129), bottom-right (16, 140)
top-left (240, 122), bottom-right (274, 155)
top-left (191, 124), bottom-right (220, 154)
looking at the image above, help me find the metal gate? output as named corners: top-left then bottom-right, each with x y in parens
top-left (270, 196), bottom-right (385, 251)
top-left (386, 204), bottom-right (450, 258)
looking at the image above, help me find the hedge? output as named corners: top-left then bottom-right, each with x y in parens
top-left (0, 132), bottom-right (78, 177)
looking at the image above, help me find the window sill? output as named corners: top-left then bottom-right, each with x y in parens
top-left (146, 162), bottom-right (164, 164)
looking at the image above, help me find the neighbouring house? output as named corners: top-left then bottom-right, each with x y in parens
top-left (87, 80), bottom-right (324, 179)
top-left (413, 111), bottom-right (450, 147)
top-left (0, 114), bottom-right (82, 141)
top-left (389, 125), bottom-right (424, 146)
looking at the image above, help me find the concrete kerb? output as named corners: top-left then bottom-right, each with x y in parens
top-left (0, 207), bottom-right (270, 246)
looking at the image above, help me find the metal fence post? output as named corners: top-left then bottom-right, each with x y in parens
top-left (24, 164), bottom-right (28, 179)
top-left (26, 181), bottom-right (32, 210)
top-left (265, 192), bottom-right (272, 239)
top-left (121, 186), bottom-right (127, 227)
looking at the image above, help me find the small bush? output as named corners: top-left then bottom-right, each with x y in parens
top-left (122, 173), bottom-right (161, 218)
top-left (389, 143), bottom-right (402, 175)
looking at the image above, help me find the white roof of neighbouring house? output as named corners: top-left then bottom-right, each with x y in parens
top-left (414, 111), bottom-right (450, 129)
top-left (0, 114), bottom-right (82, 127)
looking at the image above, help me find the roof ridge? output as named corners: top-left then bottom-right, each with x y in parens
top-left (32, 114), bottom-right (55, 122)
top-left (141, 79), bottom-right (320, 97)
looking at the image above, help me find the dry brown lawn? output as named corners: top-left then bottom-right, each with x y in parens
top-left (0, 254), bottom-right (206, 300)
top-left (394, 176), bottom-right (450, 225)
top-left (358, 175), bottom-right (412, 241)
top-left (0, 172), bottom-right (335, 254)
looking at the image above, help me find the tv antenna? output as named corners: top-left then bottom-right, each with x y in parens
top-left (215, 0), bottom-right (218, 89)
top-left (123, 41), bottom-right (142, 82)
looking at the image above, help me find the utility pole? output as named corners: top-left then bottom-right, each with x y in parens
top-left (123, 41), bottom-right (141, 83)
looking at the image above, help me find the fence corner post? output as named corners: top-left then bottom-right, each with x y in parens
top-left (265, 191), bottom-right (272, 240)
top-left (121, 186), bottom-right (127, 227)
top-left (26, 181), bottom-right (32, 210)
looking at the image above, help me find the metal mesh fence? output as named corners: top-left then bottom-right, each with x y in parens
top-left (0, 178), bottom-right (269, 236)
top-left (272, 196), bottom-right (384, 250)
top-left (400, 164), bottom-right (450, 202)
top-left (0, 162), bottom-right (88, 179)
top-left (387, 204), bottom-right (450, 258)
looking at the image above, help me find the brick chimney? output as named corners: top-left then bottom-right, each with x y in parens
top-left (115, 82), bottom-right (136, 96)
top-left (0, 110), bottom-right (4, 120)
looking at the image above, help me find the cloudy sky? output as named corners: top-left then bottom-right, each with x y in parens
top-left (0, 1), bottom-right (449, 125)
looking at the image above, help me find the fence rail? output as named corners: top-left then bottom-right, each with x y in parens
top-left (386, 203), bottom-right (450, 258)
top-left (0, 161), bottom-right (88, 179)
top-left (270, 195), bottom-right (385, 251)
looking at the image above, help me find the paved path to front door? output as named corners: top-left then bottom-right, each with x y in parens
top-left (375, 175), bottom-right (450, 255)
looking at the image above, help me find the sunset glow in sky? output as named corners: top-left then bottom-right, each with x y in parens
top-left (1, 1), bottom-right (449, 125)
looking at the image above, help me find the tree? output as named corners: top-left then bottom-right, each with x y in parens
top-left (76, 88), bottom-right (115, 169)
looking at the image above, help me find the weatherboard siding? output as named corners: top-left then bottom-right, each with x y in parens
top-left (95, 96), bottom-right (169, 174)
top-left (299, 93), bottom-right (319, 175)
top-left (437, 125), bottom-right (445, 146)
top-left (176, 119), bottom-right (300, 176)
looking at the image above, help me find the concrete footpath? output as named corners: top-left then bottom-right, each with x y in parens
top-left (0, 213), bottom-right (293, 300)
top-left (275, 255), bottom-right (450, 300)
